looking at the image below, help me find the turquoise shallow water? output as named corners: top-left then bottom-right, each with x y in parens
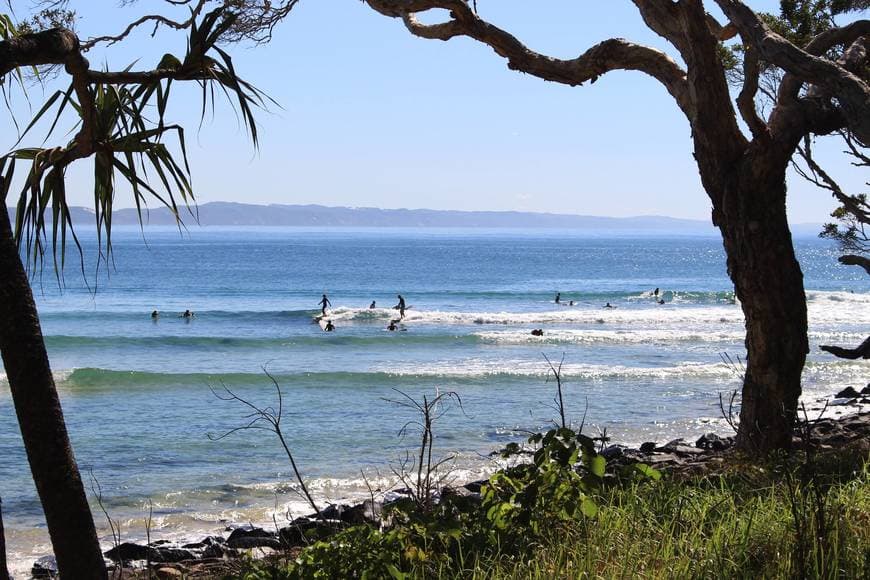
top-left (1, 226), bottom-right (868, 571)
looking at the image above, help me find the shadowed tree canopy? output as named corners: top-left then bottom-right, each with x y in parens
top-left (0, 1), bottom-right (296, 577)
top-left (362, 0), bottom-right (869, 453)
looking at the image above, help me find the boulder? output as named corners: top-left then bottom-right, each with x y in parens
top-left (463, 479), bottom-right (488, 493)
top-left (104, 542), bottom-right (194, 564)
top-left (862, 384), bottom-right (870, 395)
top-left (601, 445), bottom-right (626, 459)
top-left (105, 542), bottom-right (149, 562)
top-left (836, 386), bottom-right (861, 399)
top-left (639, 441), bottom-right (657, 453)
top-left (226, 527), bottom-right (280, 550)
top-left (279, 518), bottom-right (340, 547)
top-left (695, 433), bottom-right (733, 451)
top-left (31, 555), bottom-right (58, 578)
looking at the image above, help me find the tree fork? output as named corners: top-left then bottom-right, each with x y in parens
top-left (0, 207), bottom-right (106, 579)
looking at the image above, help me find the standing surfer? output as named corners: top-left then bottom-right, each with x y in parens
top-left (395, 294), bottom-right (406, 319)
top-left (554, 292), bottom-right (561, 304)
top-left (319, 294), bottom-right (331, 317)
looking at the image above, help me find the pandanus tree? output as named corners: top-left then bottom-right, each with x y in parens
top-left (0, 1), bottom-right (295, 577)
top-left (363, 0), bottom-right (869, 452)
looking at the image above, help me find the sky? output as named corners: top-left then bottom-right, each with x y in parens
top-left (2, 0), bottom-right (866, 223)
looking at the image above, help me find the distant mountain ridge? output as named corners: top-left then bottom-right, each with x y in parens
top-left (5, 202), bottom-right (823, 235)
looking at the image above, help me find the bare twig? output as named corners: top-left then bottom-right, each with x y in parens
top-left (89, 471), bottom-right (122, 575)
top-left (543, 353), bottom-right (567, 429)
top-left (208, 367), bottom-right (320, 518)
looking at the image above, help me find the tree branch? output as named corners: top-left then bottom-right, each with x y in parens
top-left (81, 0), bottom-right (207, 49)
top-left (737, 45), bottom-right (768, 140)
top-left (365, 0), bottom-right (694, 118)
top-left (714, 0), bottom-right (870, 145)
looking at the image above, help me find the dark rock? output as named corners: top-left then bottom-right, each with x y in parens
top-left (104, 543), bottom-right (195, 564)
top-left (279, 518), bottom-right (340, 547)
top-left (202, 542), bottom-right (238, 559)
top-left (601, 445), bottom-right (626, 459)
top-left (862, 384), bottom-right (870, 395)
top-left (105, 542), bottom-right (150, 562)
top-left (860, 398), bottom-right (870, 404)
top-left (31, 555), bottom-right (58, 578)
top-left (339, 499), bottom-right (382, 524)
top-left (658, 438), bottom-right (687, 452)
top-left (226, 527), bottom-right (279, 550)
top-left (319, 503), bottom-right (352, 520)
top-left (695, 433), bottom-right (733, 451)
top-left (463, 479), bottom-right (488, 493)
top-left (182, 535), bottom-right (225, 550)
top-left (639, 441), bottom-right (657, 453)
top-left (835, 386), bottom-right (861, 399)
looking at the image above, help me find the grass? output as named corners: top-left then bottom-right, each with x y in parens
top-left (233, 445), bottom-right (870, 580)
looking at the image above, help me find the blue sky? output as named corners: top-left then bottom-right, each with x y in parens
top-left (4, 0), bottom-right (866, 222)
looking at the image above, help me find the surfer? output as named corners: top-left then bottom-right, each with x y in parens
top-left (151, 310), bottom-right (159, 319)
top-left (319, 294), bottom-right (331, 317)
top-left (604, 302), bottom-right (614, 309)
top-left (554, 292), bottom-right (561, 304)
top-left (531, 328), bottom-right (544, 336)
top-left (568, 300), bottom-right (575, 306)
top-left (395, 294), bottom-right (406, 319)
top-left (654, 287), bottom-right (660, 298)
top-left (369, 301), bottom-right (377, 309)
top-left (181, 309), bottom-right (194, 319)
top-left (387, 320), bottom-right (398, 331)
top-left (324, 320), bottom-right (335, 332)
top-left (657, 299), bottom-right (665, 305)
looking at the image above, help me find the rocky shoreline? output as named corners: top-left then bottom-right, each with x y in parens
top-left (25, 386), bottom-right (870, 579)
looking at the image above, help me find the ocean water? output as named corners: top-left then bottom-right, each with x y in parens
top-left (1, 227), bottom-right (868, 572)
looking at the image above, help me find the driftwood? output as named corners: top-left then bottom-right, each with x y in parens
top-left (820, 336), bottom-right (870, 360)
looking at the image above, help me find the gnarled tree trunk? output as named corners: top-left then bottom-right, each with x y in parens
top-left (0, 208), bottom-right (106, 578)
top-left (714, 160), bottom-right (809, 452)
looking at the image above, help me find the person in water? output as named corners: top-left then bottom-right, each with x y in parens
top-left (554, 292), bottom-right (561, 304)
top-left (324, 320), bottom-right (335, 332)
top-left (151, 310), bottom-right (159, 319)
top-left (181, 309), bottom-right (194, 318)
top-left (568, 300), bottom-right (574, 306)
top-left (319, 294), bottom-right (331, 316)
top-left (395, 294), bottom-right (406, 319)
top-left (387, 320), bottom-right (398, 331)
top-left (530, 328), bottom-right (544, 336)
top-left (654, 287), bottom-right (660, 298)
top-left (604, 302), bottom-right (614, 309)
top-left (369, 301), bottom-right (377, 309)
top-left (657, 299), bottom-right (665, 305)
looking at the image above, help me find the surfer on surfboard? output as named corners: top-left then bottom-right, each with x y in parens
top-left (319, 294), bottom-right (331, 317)
top-left (395, 294), bottom-right (406, 319)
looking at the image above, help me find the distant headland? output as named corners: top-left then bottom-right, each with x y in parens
top-left (5, 202), bottom-right (823, 235)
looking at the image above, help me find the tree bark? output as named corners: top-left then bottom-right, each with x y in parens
top-left (0, 208), bottom-right (106, 578)
top-left (0, 496), bottom-right (8, 580)
top-left (714, 164), bottom-right (809, 453)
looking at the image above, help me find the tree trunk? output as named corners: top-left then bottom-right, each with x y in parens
top-left (0, 209), bottom-right (106, 578)
top-left (0, 496), bottom-right (8, 580)
top-left (715, 168), bottom-right (809, 453)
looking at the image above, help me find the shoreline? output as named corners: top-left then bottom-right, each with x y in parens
top-left (11, 386), bottom-right (869, 579)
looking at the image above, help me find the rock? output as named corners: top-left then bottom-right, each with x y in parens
top-left (836, 386), bottom-right (861, 399)
top-left (339, 499), bottom-right (382, 524)
top-left (463, 479), bottom-right (488, 493)
top-left (155, 567), bottom-right (184, 578)
top-left (105, 542), bottom-right (150, 562)
top-left (639, 441), bottom-right (657, 453)
top-left (601, 445), bottom-right (626, 459)
top-left (182, 535), bottom-right (225, 550)
top-left (31, 555), bottom-right (58, 578)
top-left (150, 547), bottom-right (197, 563)
top-left (862, 384), bottom-right (870, 395)
top-left (860, 398), bottom-right (870, 404)
top-left (279, 518), bottom-right (340, 547)
top-left (830, 398), bottom-right (855, 406)
top-left (226, 527), bottom-right (280, 550)
top-left (658, 438), bottom-right (687, 452)
top-left (202, 542), bottom-right (238, 559)
top-left (319, 503), bottom-right (352, 520)
top-left (695, 433), bottom-right (733, 451)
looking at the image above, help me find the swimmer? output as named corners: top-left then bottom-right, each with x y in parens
top-left (530, 328), bottom-right (544, 336)
top-left (151, 310), bottom-right (159, 319)
top-left (554, 292), bottom-right (561, 304)
top-left (604, 302), bottom-right (614, 309)
top-left (654, 287), bottom-right (660, 298)
top-left (568, 300), bottom-right (574, 306)
top-left (369, 301), bottom-right (376, 309)
top-left (657, 299), bottom-right (665, 305)
top-left (181, 309), bottom-right (194, 318)
top-left (387, 320), bottom-right (398, 331)
top-left (324, 320), bottom-right (335, 332)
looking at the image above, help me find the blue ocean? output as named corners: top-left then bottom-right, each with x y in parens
top-left (1, 227), bottom-right (868, 572)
